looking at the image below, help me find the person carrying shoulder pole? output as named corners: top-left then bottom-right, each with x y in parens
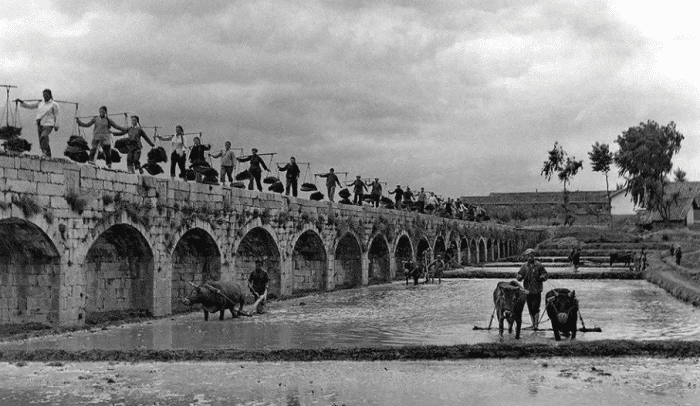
top-left (277, 156), bottom-right (300, 197)
top-left (238, 148), bottom-right (270, 191)
top-left (17, 89), bottom-right (60, 158)
top-left (348, 175), bottom-right (368, 206)
top-left (318, 168), bottom-right (342, 202)
top-left (209, 141), bottom-right (236, 185)
top-left (112, 115), bottom-right (154, 174)
top-left (77, 105), bottom-right (127, 168)
top-left (156, 125), bottom-right (188, 181)
top-left (517, 248), bottom-right (548, 330)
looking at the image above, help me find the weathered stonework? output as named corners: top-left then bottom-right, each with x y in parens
top-left (0, 155), bottom-right (546, 326)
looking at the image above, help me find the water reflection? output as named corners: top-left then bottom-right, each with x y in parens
top-left (3, 279), bottom-right (700, 351)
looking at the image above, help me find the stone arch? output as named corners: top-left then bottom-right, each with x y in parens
top-left (470, 239), bottom-right (478, 264)
top-left (83, 213), bottom-right (157, 262)
top-left (433, 236), bottom-right (446, 259)
top-left (84, 223), bottom-right (155, 323)
top-left (393, 233), bottom-right (414, 279)
top-left (478, 238), bottom-right (487, 263)
top-left (446, 238), bottom-right (459, 267)
top-left (290, 229), bottom-right (327, 293)
top-left (0, 218), bottom-right (61, 325)
top-left (170, 227), bottom-right (222, 313)
top-left (417, 237), bottom-right (431, 262)
top-left (460, 237), bottom-right (470, 266)
top-left (334, 231), bottom-right (362, 289)
top-left (235, 226), bottom-right (282, 298)
top-left (367, 233), bottom-right (390, 284)
top-left (487, 239), bottom-right (493, 262)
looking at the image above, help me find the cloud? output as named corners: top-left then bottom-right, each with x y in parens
top-left (2, 0), bottom-right (698, 196)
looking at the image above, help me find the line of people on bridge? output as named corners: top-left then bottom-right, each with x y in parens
top-left (13, 89), bottom-right (475, 216)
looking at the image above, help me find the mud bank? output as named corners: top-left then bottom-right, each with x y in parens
top-left (645, 254), bottom-right (700, 307)
top-left (444, 269), bottom-right (642, 279)
top-left (2, 340), bottom-right (700, 363)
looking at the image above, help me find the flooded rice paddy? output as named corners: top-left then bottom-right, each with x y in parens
top-left (3, 277), bottom-right (700, 351)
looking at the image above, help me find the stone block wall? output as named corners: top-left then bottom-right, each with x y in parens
top-left (0, 154), bottom-right (547, 326)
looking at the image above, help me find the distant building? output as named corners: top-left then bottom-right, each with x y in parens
top-left (639, 182), bottom-right (700, 227)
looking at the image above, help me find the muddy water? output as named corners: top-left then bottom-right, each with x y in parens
top-left (1, 358), bottom-right (699, 405)
top-left (3, 279), bottom-right (700, 351)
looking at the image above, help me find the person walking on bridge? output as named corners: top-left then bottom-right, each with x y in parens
top-left (209, 141), bottom-right (236, 185)
top-left (238, 148), bottom-right (270, 191)
top-left (370, 178), bottom-right (383, 208)
top-left (348, 175), bottom-right (368, 206)
top-left (277, 156), bottom-right (300, 197)
top-left (156, 125), bottom-right (188, 181)
top-left (17, 89), bottom-right (59, 158)
top-left (76, 106), bottom-right (127, 168)
top-left (319, 168), bottom-right (342, 202)
top-left (112, 115), bottom-right (154, 174)
top-left (517, 248), bottom-right (548, 330)
top-left (389, 184), bottom-right (404, 210)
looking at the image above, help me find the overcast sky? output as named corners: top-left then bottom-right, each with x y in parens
top-left (1, 0), bottom-right (698, 197)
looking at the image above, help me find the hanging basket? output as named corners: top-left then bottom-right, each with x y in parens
top-left (142, 162), bottom-right (164, 176)
top-left (235, 169), bottom-right (252, 181)
top-left (263, 176), bottom-right (279, 184)
top-left (67, 135), bottom-right (89, 151)
top-left (3, 137), bottom-right (31, 154)
top-left (97, 149), bottom-right (121, 163)
top-left (268, 181), bottom-right (284, 193)
top-left (338, 188), bottom-right (351, 199)
top-left (300, 182), bottom-right (317, 192)
top-left (0, 126), bottom-right (22, 141)
top-left (231, 181), bottom-right (246, 188)
top-left (310, 191), bottom-right (324, 201)
top-left (185, 169), bottom-right (196, 181)
top-left (147, 146), bottom-right (168, 163)
top-left (114, 138), bottom-right (131, 154)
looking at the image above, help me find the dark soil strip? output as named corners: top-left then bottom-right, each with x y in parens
top-left (443, 270), bottom-right (642, 280)
top-left (2, 341), bottom-right (700, 363)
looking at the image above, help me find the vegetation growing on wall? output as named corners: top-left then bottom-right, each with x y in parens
top-left (13, 193), bottom-right (42, 217)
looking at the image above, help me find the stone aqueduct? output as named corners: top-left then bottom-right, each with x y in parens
top-left (0, 155), bottom-right (545, 326)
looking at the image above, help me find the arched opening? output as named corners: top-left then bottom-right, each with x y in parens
top-left (0, 219), bottom-right (60, 325)
top-left (235, 227), bottom-right (282, 299)
top-left (334, 233), bottom-right (362, 288)
top-left (478, 239), bottom-right (486, 263)
top-left (292, 230), bottom-right (327, 294)
top-left (460, 238), bottom-right (469, 266)
top-left (394, 234), bottom-right (413, 279)
top-left (434, 236), bottom-right (446, 259)
top-left (486, 239), bottom-right (493, 262)
top-left (84, 224), bottom-right (154, 323)
top-left (171, 228), bottom-right (221, 313)
top-left (446, 239), bottom-right (459, 268)
top-left (417, 238), bottom-right (431, 263)
top-left (499, 241), bottom-right (505, 259)
top-left (368, 236), bottom-right (390, 284)
top-left (470, 239), bottom-right (478, 265)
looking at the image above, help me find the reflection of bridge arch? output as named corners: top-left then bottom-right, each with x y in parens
top-left (170, 227), bottom-right (221, 313)
top-left (0, 218), bottom-right (61, 324)
top-left (290, 229), bottom-right (327, 293)
top-left (234, 226), bottom-right (282, 298)
top-left (394, 232), bottom-right (414, 278)
top-left (333, 231), bottom-right (363, 289)
top-left (367, 233), bottom-right (390, 284)
top-left (84, 223), bottom-right (154, 323)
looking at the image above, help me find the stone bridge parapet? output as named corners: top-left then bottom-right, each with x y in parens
top-left (0, 155), bottom-right (546, 325)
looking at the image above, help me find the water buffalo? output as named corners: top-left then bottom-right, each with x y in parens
top-left (183, 280), bottom-right (246, 321)
top-left (493, 281), bottom-right (528, 339)
top-left (545, 288), bottom-right (579, 341)
top-left (609, 252), bottom-right (632, 268)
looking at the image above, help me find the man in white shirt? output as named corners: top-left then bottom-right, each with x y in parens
top-left (156, 125), bottom-right (188, 180)
top-left (18, 89), bottom-right (60, 158)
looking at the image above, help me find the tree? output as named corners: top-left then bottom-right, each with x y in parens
top-left (614, 120), bottom-right (684, 222)
top-left (673, 168), bottom-right (687, 182)
top-left (541, 142), bottom-right (583, 225)
top-left (588, 142), bottom-right (614, 226)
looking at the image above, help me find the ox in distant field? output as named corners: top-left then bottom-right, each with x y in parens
top-left (493, 281), bottom-right (528, 339)
top-left (545, 288), bottom-right (579, 341)
top-left (609, 252), bottom-right (633, 268)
